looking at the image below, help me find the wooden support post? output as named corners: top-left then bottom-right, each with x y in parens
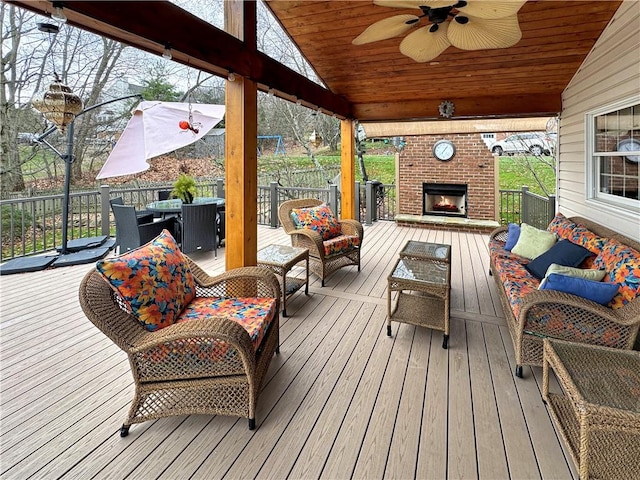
top-left (225, 0), bottom-right (258, 269)
top-left (340, 119), bottom-right (356, 219)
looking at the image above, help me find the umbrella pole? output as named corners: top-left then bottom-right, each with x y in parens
top-left (60, 121), bottom-right (74, 256)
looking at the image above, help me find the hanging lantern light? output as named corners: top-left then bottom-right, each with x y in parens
top-left (32, 74), bottom-right (83, 133)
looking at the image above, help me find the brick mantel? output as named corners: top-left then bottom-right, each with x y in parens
top-left (398, 133), bottom-right (497, 222)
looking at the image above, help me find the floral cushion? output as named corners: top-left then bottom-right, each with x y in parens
top-left (547, 213), bottom-right (608, 258)
top-left (569, 225), bottom-right (608, 255)
top-left (594, 238), bottom-right (640, 309)
top-left (492, 253), bottom-right (539, 318)
top-left (547, 213), bottom-right (577, 239)
top-left (140, 296), bottom-right (277, 369)
top-left (323, 234), bottom-right (360, 256)
top-left (177, 297), bottom-right (277, 351)
top-left (96, 229), bottom-right (196, 331)
top-left (291, 203), bottom-right (342, 241)
top-left (488, 237), bottom-right (526, 261)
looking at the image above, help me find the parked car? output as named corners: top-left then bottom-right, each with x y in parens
top-left (489, 132), bottom-right (555, 156)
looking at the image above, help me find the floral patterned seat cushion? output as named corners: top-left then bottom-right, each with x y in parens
top-left (139, 296), bottom-right (278, 375)
top-left (492, 253), bottom-right (538, 318)
top-left (594, 238), bottom-right (640, 309)
top-left (96, 229), bottom-right (196, 331)
top-left (323, 234), bottom-right (360, 256)
top-left (177, 297), bottom-right (277, 352)
top-left (290, 203), bottom-right (342, 241)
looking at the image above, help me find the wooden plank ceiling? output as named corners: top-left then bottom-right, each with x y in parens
top-left (265, 0), bottom-right (622, 121)
top-left (10, 1), bottom-right (621, 122)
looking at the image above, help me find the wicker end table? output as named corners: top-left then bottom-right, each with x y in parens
top-left (387, 255), bottom-right (451, 349)
top-left (542, 339), bottom-right (640, 480)
top-left (257, 244), bottom-right (309, 317)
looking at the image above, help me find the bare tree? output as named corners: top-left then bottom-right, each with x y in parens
top-left (0, 5), bottom-right (50, 193)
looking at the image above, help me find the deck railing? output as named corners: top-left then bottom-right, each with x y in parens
top-left (498, 186), bottom-right (556, 229)
top-left (1, 180), bottom-right (393, 262)
top-left (2, 182), bottom-right (553, 262)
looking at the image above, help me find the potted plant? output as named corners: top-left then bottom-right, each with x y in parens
top-left (171, 173), bottom-right (196, 204)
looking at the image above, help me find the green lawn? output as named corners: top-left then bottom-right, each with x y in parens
top-left (260, 152), bottom-right (396, 184)
top-left (260, 152), bottom-right (555, 194)
top-left (498, 155), bottom-right (556, 195)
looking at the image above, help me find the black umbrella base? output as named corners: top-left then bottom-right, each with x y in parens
top-left (1, 238), bottom-right (116, 275)
top-left (56, 235), bottom-right (109, 252)
top-left (51, 246), bottom-right (111, 267)
top-left (0, 256), bottom-right (57, 275)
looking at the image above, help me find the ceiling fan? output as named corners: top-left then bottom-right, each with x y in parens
top-left (352, 0), bottom-right (526, 63)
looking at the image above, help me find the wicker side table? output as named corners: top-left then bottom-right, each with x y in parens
top-left (257, 244), bottom-right (309, 317)
top-left (387, 256), bottom-right (451, 348)
top-left (542, 339), bottom-right (640, 480)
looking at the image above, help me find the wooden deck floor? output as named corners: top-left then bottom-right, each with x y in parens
top-left (0, 221), bottom-right (575, 479)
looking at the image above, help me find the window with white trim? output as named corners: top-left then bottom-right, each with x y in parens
top-left (586, 99), bottom-right (640, 211)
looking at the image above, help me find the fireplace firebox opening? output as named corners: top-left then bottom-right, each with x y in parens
top-left (423, 183), bottom-right (468, 218)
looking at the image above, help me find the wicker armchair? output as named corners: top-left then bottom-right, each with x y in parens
top-left (79, 260), bottom-right (281, 435)
top-left (278, 198), bottom-right (363, 286)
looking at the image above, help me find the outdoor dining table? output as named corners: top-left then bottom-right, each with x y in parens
top-left (146, 196), bottom-right (225, 215)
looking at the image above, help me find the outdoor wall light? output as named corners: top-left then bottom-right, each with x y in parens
top-left (51, 2), bottom-right (67, 23)
top-left (162, 44), bottom-right (172, 60)
top-left (227, 72), bottom-right (236, 82)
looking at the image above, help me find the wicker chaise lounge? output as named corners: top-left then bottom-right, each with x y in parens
top-left (279, 198), bottom-right (363, 286)
top-left (79, 230), bottom-right (281, 435)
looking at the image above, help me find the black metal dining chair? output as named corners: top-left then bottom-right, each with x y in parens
top-left (180, 203), bottom-right (218, 256)
top-left (109, 197), bottom-right (155, 249)
top-left (111, 204), bottom-right (176, 253)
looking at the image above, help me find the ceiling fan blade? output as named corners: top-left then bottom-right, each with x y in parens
top-left (456, 1), bottom-right (526, 19)
top-left (448, 15), bottom-right (522, 50)
top-left (400, 23), bottom-right (452, 62)
top-left (374, 0), bottom-right (454, 8)
top-left (352, 14), bottom-right (419, 45)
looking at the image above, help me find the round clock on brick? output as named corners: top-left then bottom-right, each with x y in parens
top-left (433, 139), bottom-right (455, 161)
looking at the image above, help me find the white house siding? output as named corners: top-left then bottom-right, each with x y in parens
top-left (559, 0), bottom-right (640, 239)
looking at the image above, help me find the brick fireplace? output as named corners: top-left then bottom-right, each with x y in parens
top-left (397, 133), bottom-right (498, 232)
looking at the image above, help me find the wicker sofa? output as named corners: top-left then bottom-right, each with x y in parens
top-left (79, 230), bottom-right (281, 436)
top-left (489, 214), bottom-right (640, 378)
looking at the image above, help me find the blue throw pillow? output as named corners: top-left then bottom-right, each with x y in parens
top-left (539, 273), bottom-right (619, 305)
top-left (525, 239), bottom-right (592, 280)
top-left (504, 223), bottom-right (520, 251)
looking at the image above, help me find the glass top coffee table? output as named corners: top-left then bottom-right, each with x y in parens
top-left (257, 244), bottom-right (309, 317)
top-left (387, 244), bottom-right (451, 348)
top-left (542, 339), bottom-right (640, 480)
top-left (399, 240), bottom-right (451, 263)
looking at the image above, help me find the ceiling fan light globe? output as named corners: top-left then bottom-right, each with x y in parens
top-left (400, 23), bottom-right (451, 62)
top-left (456, 0), bottom-right (526, 19)
top-left (448, 14), bottom-right (521, 50)
top-left (352, 14), bottom-right (419, 45)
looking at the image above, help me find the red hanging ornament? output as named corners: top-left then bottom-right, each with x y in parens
top-left (178, 120), bottom-right (199, 134)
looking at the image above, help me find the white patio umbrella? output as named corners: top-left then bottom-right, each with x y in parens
top-left (96, 101), bottom-right (225, 179)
